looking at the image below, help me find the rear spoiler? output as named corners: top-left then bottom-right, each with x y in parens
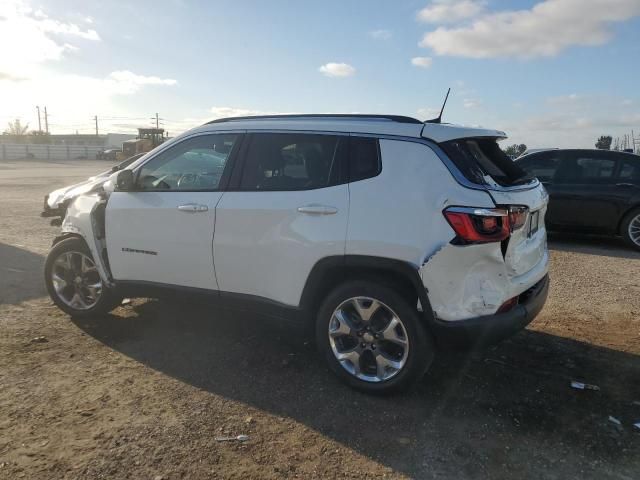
top-left (421, 124), bottom-right (507, 144)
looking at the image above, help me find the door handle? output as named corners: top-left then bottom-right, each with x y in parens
top-left (616, 183), bottom-right (636, 188)
top-left (297, 204), bottom-right (338, 215)
top-left (177, 203), bottom-right (208, 213)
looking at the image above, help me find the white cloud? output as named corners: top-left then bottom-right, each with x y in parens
top-left (463, 98), bottom-right (482, 108)
top-left (411, 56), bottom-right (433, 68)
top-left (318, 62), bottom-right (356, 78)
top-left (209, 106), bottom-right (275, 118)
top-left (417, 107), bottom-right (440, 119)
top-left (500, 94), bottom-right (640, 148)
top-left (0, 70), bottom-right (179, 134)
top-left (369, 29), bottom-right (392, 40)
top-left (417, 0), bottom-right (486, 23)
top-left (0, 0), bottom-right (100, 76)
top-left (420, 0), bottom-right (640, 59)
top-left (107, 70), bottom-right (177, 94)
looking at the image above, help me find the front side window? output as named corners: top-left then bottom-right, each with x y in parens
top-left (554, 154), bottom-right (616, 184)
top-left (239, 133), bottom-right (343, 191)
top-left (137, 134), bottom-right (238, 191)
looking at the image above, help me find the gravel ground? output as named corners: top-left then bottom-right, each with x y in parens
top-left (1, 159), bottom-right (639, 480)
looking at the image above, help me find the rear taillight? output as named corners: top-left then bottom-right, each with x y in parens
top-left (443, 205), bottom-right (530, 243)
top-left (443, 207), bottom-right (510, 243)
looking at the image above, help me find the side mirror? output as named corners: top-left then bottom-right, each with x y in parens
top-left (115, 169), bottom-right (135, 191)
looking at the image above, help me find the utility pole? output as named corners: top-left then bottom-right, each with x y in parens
top-left (150, 112), bottom-right (164, 129)
top-left (36, 106), bottom-right (42, 133)
top-left (94, 115), bottom-right (99, 136)
top-left (44, 106), bottom-right (49, 134)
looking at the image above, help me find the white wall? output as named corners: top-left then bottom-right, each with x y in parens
top-left (1, 143), bottom-right (105, 161)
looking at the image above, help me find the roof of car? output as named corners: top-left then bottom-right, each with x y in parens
top-left (186, 114), bottom-right (507, 143)
top-left (519, 148), bottom-right (640, 159)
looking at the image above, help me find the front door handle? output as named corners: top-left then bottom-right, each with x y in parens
top-left (297, 204), bottom-right (338, 215)
top-left (177, 203), bottom-right (208, 213)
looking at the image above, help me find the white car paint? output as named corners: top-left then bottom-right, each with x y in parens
top-left (213, 185), bottom-right (349, 305)
top-left (346, 139), bottom-right (495, 265)
top-left (105, 190), bottom-right (222, 290)
top-left (58, 115), bottom-right (549, 323)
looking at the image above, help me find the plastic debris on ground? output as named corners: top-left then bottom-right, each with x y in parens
top-left (570, 381), bottom-right (600, 391)
top-left (608, 416), bottom-right (622, 426)
top-left (215, 434), bottom-right (249, 443)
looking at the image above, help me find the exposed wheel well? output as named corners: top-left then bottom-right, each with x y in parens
top-left (300, 256), bottom-right (435, 327)
top-left (52, 232), bottom-right (85, 247)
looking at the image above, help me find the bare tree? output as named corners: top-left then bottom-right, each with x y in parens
top-left (3, 119), bottom-right (29, 136)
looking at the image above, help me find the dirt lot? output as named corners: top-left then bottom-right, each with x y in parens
top-left (1, 159), bottom-right (639, 480)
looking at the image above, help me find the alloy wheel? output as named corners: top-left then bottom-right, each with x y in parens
top-left (629, 213), bottom-right (640, 247)
top-left (328, 296), bottom-right (409, 382)
top-left (50, 251), bottom-right (102, 310)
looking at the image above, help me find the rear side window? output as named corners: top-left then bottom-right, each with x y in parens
top-left (239, 133), bottom-right (344, 191)
top-left (518, 154), bottom-right (561, 183)
top-left (618, 159), bottom-right (640, 182)
top-left (554, 155), bottom-right (616, 184)
top-left (349, 137), bottom-right (380, 182)
top-left (440, 138), bottom-right (530, 187)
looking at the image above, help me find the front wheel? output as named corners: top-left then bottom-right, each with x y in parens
top-left (44, 237), bottom-right (121, 317)
top-left (316, 280), bottom-right (435, 394)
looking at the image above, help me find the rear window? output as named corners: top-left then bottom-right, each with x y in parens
top-left (440, 138), bottom-right (531, 187)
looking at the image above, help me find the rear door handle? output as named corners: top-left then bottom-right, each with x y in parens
top-left (297, 204), bottom-right (338, 215)
top-left (177, 203), bottom-right (208, 213)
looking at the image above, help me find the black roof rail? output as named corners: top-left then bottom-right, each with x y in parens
top-left (205, 114), bottom-right (423, 125)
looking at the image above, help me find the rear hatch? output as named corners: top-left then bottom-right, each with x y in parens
top-left (439, 137), bottom-right (548, 277)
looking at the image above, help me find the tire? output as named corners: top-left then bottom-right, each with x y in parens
top-left (44, 237), bottom-right (121, 317)
top-left (316, 280), bottom-right (435, 394)
top-left (621, 208), bottom-right (640, 251)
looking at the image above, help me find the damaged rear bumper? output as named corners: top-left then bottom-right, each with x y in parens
top-left (431, 274), bottom-right (549, 349)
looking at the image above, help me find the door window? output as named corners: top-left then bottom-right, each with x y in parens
top-left (136, 134), bottom-right (239, 191)
top-left (349, 137), bottom-right (380, 182)
top-left (554, 154), bottom-right (616, 184)
top-left (239, 133), bottom-right (344, 190)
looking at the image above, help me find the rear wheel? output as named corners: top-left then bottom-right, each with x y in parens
top-left (44, 237), bottom-right (121, 317)
top-left (621, 208), bottom-right (640, 251)
top-left (316, 280), bottom-right (434, 394)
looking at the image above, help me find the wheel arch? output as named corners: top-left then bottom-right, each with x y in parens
top-left (52, 232), bottom-right (85, 247)
top-left (300, 255), bottom-right (436, 327)
top-left (617, 203), bottom-right (640, 234)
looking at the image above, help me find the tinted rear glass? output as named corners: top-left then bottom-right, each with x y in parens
top-left (440, 138), bottom-right (531, 187)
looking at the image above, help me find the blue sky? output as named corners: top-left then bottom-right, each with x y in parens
top-left (1, 0), bottom-right (639, 148)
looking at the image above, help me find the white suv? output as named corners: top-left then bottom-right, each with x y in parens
top-left (44, 114), bottom-right (549, 393)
